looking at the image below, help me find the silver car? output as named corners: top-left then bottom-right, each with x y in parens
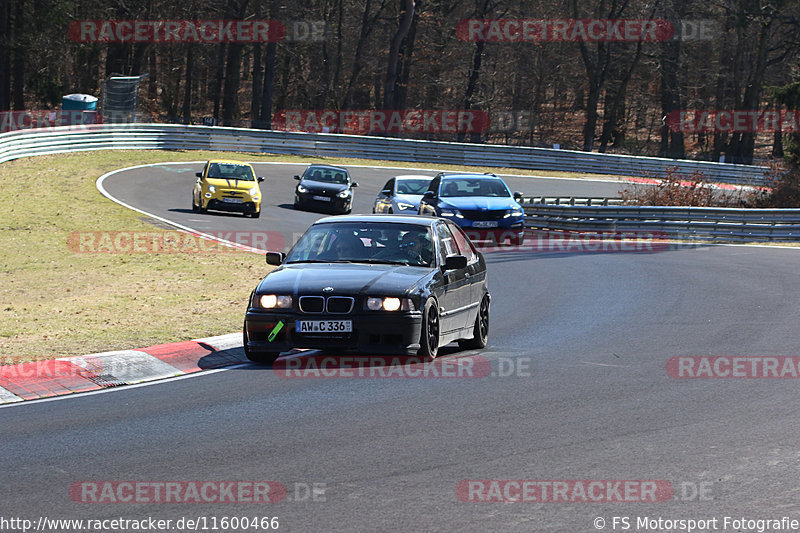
top-left (373, 175), bottom-right (433, 214)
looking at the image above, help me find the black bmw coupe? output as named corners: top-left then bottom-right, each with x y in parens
top-left (243, 215), bottom-right (490, 363)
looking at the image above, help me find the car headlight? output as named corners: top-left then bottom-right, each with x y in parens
top-left (256, 294), bottom-right (293, 309)
top-left (440, 208), bottom-right (463, 218)
top-left (207, 185), bottom-right (216, 193)
top-left (396, 202), bottom-right (415, 210)
top-left (297, 185), bottom-right (308, 193)
top-left (248, 187), bottom-right (259, 196)
top-left (337, 190), bottom-right (351, 198)
top-left (365, 297), bottom-right (412, 311)
top-left (505, 207), bottom-right (524, 218)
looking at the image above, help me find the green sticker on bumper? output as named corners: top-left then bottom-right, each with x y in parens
top-left (268, 321), bottom-right (285, 342)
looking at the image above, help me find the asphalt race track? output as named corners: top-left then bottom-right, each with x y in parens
top-left (2, 162), bottom-right (800, 532)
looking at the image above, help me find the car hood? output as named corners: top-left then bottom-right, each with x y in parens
top-left (205, 177), bottom-right (258, 190)
top-left (441, 196), bottom-right (519, 211)
top-left (299, 179), bottom-right (349, 193)
top-left (257, 263), bottom-right (428, 296)
top-left (394, 194), bottom-right (423, 206)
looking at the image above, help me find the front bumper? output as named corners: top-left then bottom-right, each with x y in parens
top-left (295, 192), bottom-right (351, 213)
top-left (244, 309), bottom-right (423, 355)
top-left (206, 198), bottom-right (259, 213)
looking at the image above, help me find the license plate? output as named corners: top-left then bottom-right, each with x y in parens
top-left (312, 195), bottom-right (332, 202)
top-left (296, 320), bottom-right (352, 333)
top-left (222, 197), bottom-right (243, 203)
top-left (473, 221), bottom-right (498, 228)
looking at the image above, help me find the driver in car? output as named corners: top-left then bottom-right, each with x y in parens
top-left (399, 232), bottom-right (432, 266)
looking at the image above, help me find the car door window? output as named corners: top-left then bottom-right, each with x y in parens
top-left (448, 223), bottom-right (478, 264)
top-left (435, 222), bottom-right (457, 264)
top-left (383, 178), bottom-right (395, 195)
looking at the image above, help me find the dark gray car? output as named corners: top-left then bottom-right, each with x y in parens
top-left (244, 214), bottom-right (490, 364)
top-left (293, 164), bottom-right (358, 214)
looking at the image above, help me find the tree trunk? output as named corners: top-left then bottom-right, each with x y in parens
top-left (459, 0), bottom-right (489, 143)
top-left (222, 42), bottom-right (244, 126)
top-left (11, 0), bottom-right (25, 109)
top-left (0, 0), bottom-right (13, 110)
top-left (395, 0), bottom-right (419, 112)
top-left (211, 43), bottom-right (226, 121)
top-left (383, 0), bottom-right (415, 110)
top-left (342, 0), bottom-right (381, 109)
top-left (182, 46), bottom-right (194, 124)
top-left (574, 0), bottom-right (615, 152)
top-left (251, 42), bottom-right (263, 127)
top-left (728, 16), bottom-right (774, 165)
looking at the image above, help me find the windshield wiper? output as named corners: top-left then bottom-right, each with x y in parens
top-left (323, 259), bottom-right (410, 265)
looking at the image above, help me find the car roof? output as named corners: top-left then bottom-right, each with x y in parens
top-left (440, 173), bottom-right (501, 180)
top-left (313, 214), bottom-right (441, 227)
top-left (306, 164), bottom-right (348, 172)
top-left (394, 174), bottom-right (433, 180)
top-left (206, 159), bottom-right (253, 166)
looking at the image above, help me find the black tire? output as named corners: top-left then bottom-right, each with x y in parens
top-left (509, 234), bottom-right (524, 246)
top-left (417, 298), bottom-right (440, 361)
top-left (242, 324), bottom-right (280, 364)
top-left (250, 209), bottom-right (261, 218)
top-left (192, 195), bottom-right (199, 212)
top-left (198, 198), bottom-right (207, 214)
top-left (459, 294), bottom-right (489, 350)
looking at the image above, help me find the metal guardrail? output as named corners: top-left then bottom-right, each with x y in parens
top-left (0, 123), bottom-right (771, 185)
top-left (523, 202), bottom-right (800, 241)
top-left (520, 196), bottom-right (625, 206)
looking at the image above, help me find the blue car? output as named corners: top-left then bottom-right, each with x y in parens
top-left (418, 172), bottom-right (525, 246)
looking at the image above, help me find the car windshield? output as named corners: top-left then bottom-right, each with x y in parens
top-left (304, 168), bottom-right (349, 185)
top-left (396, 179), bottom-right (431, 195)
top-left (207, 163), bottom-right (255, 181)
top-left (286, 222), bottom-right (434, 267)
top-left (439, 177), bottom-right (511, 198)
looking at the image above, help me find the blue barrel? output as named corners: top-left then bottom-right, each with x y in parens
top-left (62, 94), bottom-right (98, 111)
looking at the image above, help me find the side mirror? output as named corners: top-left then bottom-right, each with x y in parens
top-left (195, 172), bottom-right (202, 178)
top-left (513, 191), bottom-right (523, 201)
top-left (265, 252), bottom-right (285, 266)
top-left (351, 182), bottom-right (359, 187)
top-left (294, 175), bottom-right (301, 180)
top-left (257, 176), bottom-right (265, 182)
top-left (381, 188), bottom-right (392, 195)
top-left (423, 190), bottom-right (436, 199)
top-left (443, 254), bottom-right (468, 271)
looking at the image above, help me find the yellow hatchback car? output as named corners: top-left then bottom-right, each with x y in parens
top-left (192, 160), bottom-right (264, 218)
